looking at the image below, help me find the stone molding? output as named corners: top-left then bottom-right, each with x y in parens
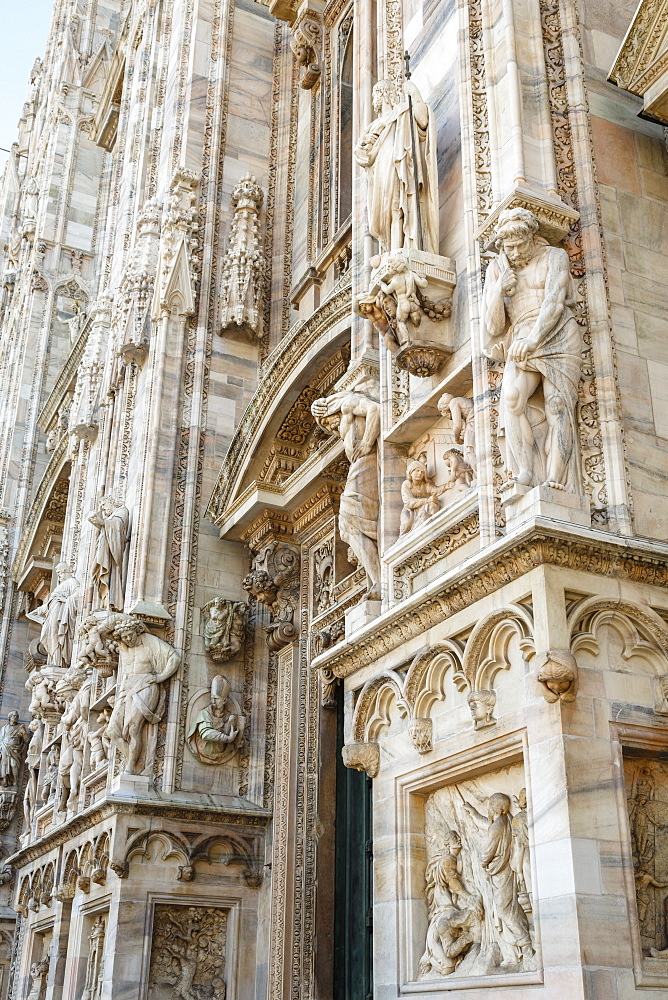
top-left (207, 276), bottom-right (352, 523)
top-left (313, 521), bottom-right (668, 679)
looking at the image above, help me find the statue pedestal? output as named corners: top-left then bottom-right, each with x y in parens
top-left (110, 771), bottom-right (152, 798)
top-left (503, 484), bottom-right (590, 530)
top-left (345, 600), bottom-right (382, 638)
top-left (367, 250), bottom-right (457, 378)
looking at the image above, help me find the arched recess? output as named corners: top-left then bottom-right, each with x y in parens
top-left (351, 670), bottom-right (409, 743)
top-left (461, 605), bottom-right (535, 690)
top-left (403, 641), bottom-right (466, 721)
top-left (569, 598), bottom-right (668, 666)
top-left (124, 830), bottom-right (189, 870)
top-left (11, 435), bottom-right (72, 612)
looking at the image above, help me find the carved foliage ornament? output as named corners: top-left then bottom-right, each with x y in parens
top-left (290, 11), bottom-right (322, 89)
top-left (243, 541), bottom-right (300, 650)
top-left (219, 174), bottom-right (264, 338)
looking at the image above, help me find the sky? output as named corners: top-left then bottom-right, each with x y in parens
top-left (0, 0), bottom-right (55, 171)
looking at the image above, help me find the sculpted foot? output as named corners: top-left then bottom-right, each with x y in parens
top-left (542, 480), bottom-right (566, 491)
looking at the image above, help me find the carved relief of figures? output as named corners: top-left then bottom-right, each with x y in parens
top-left (99, 615), bottom-right (179, 774)
top-left (354, 79), bottom-right (438, 254)
top-left (442, 449), bottom-right (474, 493)
top-left (88, 496), bottom-right (130, 611)
top-left (219, 174), bottom-right (264, 339)
top-left (26, 563), bottom-right (80, 667)
top-left (147, 904), bottom-right (227, 1000)
top-left (187, 674), bottom-right (245, 765)
top-left (400, 461), bottom-right (448, 535)
top-left (419, 765), bottom-right (535, 981)
top-left (482, 208), bottom-right (582, 492)
top-left (438, 394), bottom-right (477, 477)
top-left (82, 916), bottom-right (106, 1000)
top-left (312, 374), bottom-right (381, 600)
top-left (201, 599), bottom-right (245, 662)
top-left (243, 541), bottom-right (300, 650)
top-left (418, 828), bottom-right (484, 978)
top-left (624, 759), bottom-right (668, 961)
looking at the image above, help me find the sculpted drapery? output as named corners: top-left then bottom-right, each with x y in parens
top-left (355, 79), bottom-right (439, 255)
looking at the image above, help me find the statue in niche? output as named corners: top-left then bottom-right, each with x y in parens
top-left (88, 496), bottom-right (130, 611)
top-left (187, 674), bottom-right (245, 765)
top-left (438, 394), bottom-right (477, 477)
top-left (201, 599), bottom-right (245, 662)
top-left (103, 614), bottom-right (180, 774)
top-left (27, 563), bottom-right (80, 667)
top-left (67, 299), bottom-right (86, 345)
top-left (442, 449), bottom-right (474, 493)
top-left (23, 719), bottom-right (42, 834)
top-left (354, 78), bottom-right (438, 254)
top-left (82, 916), bottom-right (106, 1000)
top-left (23, 176), bottom-right (39, 222)
top-left (27, 959), bottom-right (49, 1000)
top-left (41, 745), bottom-right (60, 804)
top-left (312, 374), bottom-right (381, 600)
top-left (482, 207), bottom-right (582, 492)
top-left (467, 689), bottom-right (496, 730)
top-left (511, 788), bottom-right (531, 912)
top-left (0, 713), bottom-right (29, 788)
top-left (418, 828), bottom-right (484, 979)
top-left (399, 460), bottom-right (448, 535)
top-left (463, 792), bottom-right (534, 967)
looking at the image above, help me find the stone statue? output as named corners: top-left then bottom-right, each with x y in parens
top-left (88, 497), bottom-right (130, 611)
top-left (57, 667), bottom-right (92, 812)
top-left (464, 792), bottom-right (534, 966)
top-left (27, 959), bottom-right (49, 1000)
top-left (438, 394), bottom-right (476, 476)
top-left (67, 299), bottom-right (86, 345)
top-left (24, 176), bottom-right (39, 222)
top-left (355, 78), bottom-right (438, 254)
top-left (82, 916), bottom-right (106, 1000)
top-left (25, 671), bottom-right (59, 718)
top-left (378, 254), bottom-right (428, 346)
top-left (219, 174), bottom-right (264, 338)
top-left (23, 719), bottom-right (42, 834)
top-left (311, 374), bottom-right (381, 600)
top-left (399, 460), bottom-right (447, 535)
top-left (418, 828), bottom-right (483, 979)
top-left (0, 712), bottom-right (28, 787)
top-left (482, 207), bottom-right (582, 491)
top-left (442, 449), bottom-right (474, 493)
top-left (87, 707), bottom-right (112, 770)
top-left (510, 788), bottom-right (531, 911)
top-left (187, 674), bottom-right (245, 765)
top-left (27, 563), bottom-right (80, 667)
top-left (467, 689), bottom-right (496, 730)
top-left (535, 649), bottom-right (578, 703)
top-left (201, 599), bottom-right (245, 662)
top-left (104, 615), bottom-right (180, 774)
top-left (41, 745), bottom-right (60, 804)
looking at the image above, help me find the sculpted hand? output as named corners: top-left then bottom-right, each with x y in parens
top-left (508, 338), bottom-right (535, 364)
top-left (501, 270), bottom-right (517, 295)
top-left (351, 442), bottom-right (370, 462)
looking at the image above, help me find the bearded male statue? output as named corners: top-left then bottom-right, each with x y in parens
top-left (482, 208), bottom-right (582, 492)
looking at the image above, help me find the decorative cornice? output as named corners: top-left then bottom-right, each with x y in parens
top-left (312, 520), bottom-right (668, 679)
top-left (206, 277), bottom-right (352, 524)
top-left (609, 0), bottom-right (668, 94)
top-left (10, 436), bottom-right (70, 580)
top-left (8, 794), bottom-right (271, 869)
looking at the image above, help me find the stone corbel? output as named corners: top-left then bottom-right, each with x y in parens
top-left (341, 741), bottom-right (380, 778)
top-left (408, 717), bottom-right (433, 754)
top-left (475, 187), bottom-right (579, 250)
top-left (535, 649), bottom-right (579, 703)
top-left (290, 10), bottom-right (322, 89)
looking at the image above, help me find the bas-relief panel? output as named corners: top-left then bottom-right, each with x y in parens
top-left (147, 904), bottom-right (227, 1000)
top-left (417, 762), bottom-right (536, 984)
top-left (625, 756), bottom-right (668, 970)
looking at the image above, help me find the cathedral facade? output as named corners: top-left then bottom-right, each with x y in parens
top-left (0, 0), bottom-right (667, 994)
